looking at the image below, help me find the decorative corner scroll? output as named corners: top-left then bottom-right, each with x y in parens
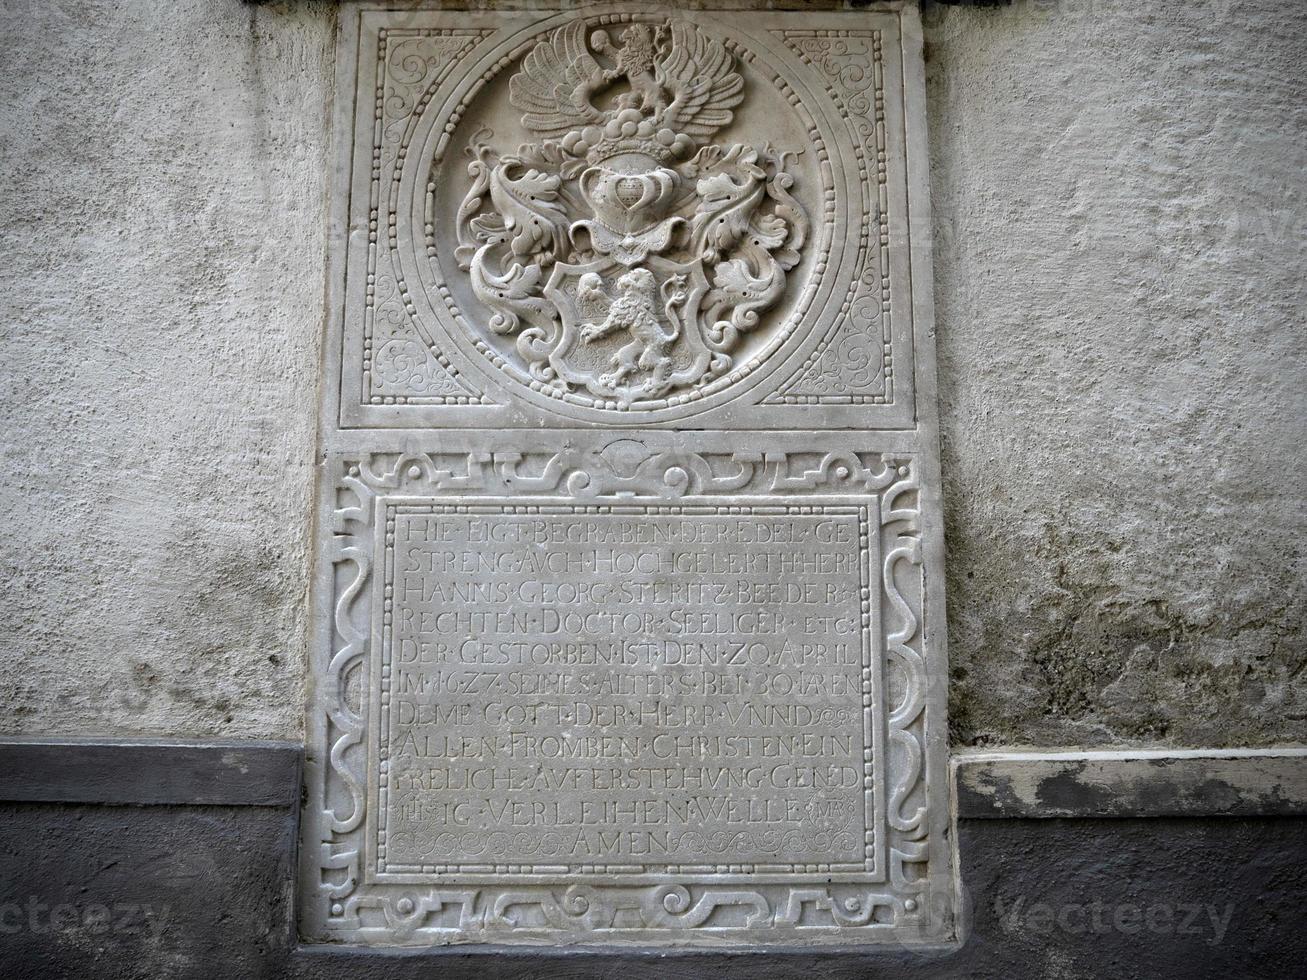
top-left (361, 28), bottom-right (496, 407)
top-left (763, 30), bottom-right (892, 406)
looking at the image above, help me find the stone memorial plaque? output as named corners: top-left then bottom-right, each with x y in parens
top-left (302, 1), bottom-right (955, 948)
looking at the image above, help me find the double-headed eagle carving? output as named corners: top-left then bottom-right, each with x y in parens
top-left (455, 19), bottom-right (807, 406)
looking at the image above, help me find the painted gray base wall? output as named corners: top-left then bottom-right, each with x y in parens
top-left (1, 743), bottom-right (1303, 979)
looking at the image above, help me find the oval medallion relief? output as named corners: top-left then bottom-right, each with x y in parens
top-left (402, 14), bottom-right (848, 419)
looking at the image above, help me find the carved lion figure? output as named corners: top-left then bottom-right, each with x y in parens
top-left (578, 268), bottom-right (684, 395)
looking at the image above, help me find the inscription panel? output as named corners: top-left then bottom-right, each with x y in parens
top-left (372, 503), bottom-right (877, 875)
top-left (302, 448), bottom-right (949, 945)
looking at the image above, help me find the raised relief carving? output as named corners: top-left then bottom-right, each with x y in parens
top-left (765, 30), bottom-right (891, 405)
top-left (307, 446), bottom-right (934, 943)
top-left (342, 15), bottom-right (916, 426)
top-left (454, 20), bottom-right (808, 407)
top-left (364, 29), bottom-right (492, 406)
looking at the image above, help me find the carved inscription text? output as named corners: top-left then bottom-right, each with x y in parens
top-left (372, 503), bottom-right (876, 875)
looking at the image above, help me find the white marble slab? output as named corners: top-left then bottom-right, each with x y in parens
top-left (301, 1), bottom-right (953, 948)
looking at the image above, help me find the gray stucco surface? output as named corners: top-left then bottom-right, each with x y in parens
top-left (0, 0), bottom-right (1302, 746)
top-left (924, 0), bottom-right (1306, 747)
top-left (2, 797), bottom-right (1302, 979)
top-left (0, 0), bottom-right (334, 738)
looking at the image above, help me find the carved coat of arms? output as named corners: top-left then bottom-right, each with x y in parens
top-left (455, 20), bottom-right (808, 406)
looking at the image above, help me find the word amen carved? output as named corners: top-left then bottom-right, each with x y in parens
top-left (309, 3), bottom-right (952, 952)
top-left (456, 21), bottom-right (807, 405)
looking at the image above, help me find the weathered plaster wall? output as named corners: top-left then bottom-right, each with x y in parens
top-left (0, 0), bottom-right (334, 737)
top-left (925, 0), bottom-right (1306, 746)
top-left (0, 0), bottom-right (1302, 744)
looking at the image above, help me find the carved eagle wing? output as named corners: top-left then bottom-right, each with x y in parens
top-left (510, 21), bottom-right (606, 138)
top-left (655, 22), bottom-right (744, 141)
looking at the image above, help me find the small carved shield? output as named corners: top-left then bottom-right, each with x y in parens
top-left (544, 255), bottom-right (716, 405)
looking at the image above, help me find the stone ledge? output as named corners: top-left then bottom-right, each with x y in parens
top-left (0, 737), bottom-right (302, 807)
top-left (4, 783), bottom-right (1301, 978)
top-left (4, 739), bottom-right (1303, 818)
top-left (953, 748), bottom-right (1307, 820)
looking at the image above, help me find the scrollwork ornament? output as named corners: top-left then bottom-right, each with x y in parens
top-left (453, 19), bottom-right (809, 407)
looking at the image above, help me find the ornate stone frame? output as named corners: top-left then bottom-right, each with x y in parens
top-left (302, 448), bottom-right (943, 945)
